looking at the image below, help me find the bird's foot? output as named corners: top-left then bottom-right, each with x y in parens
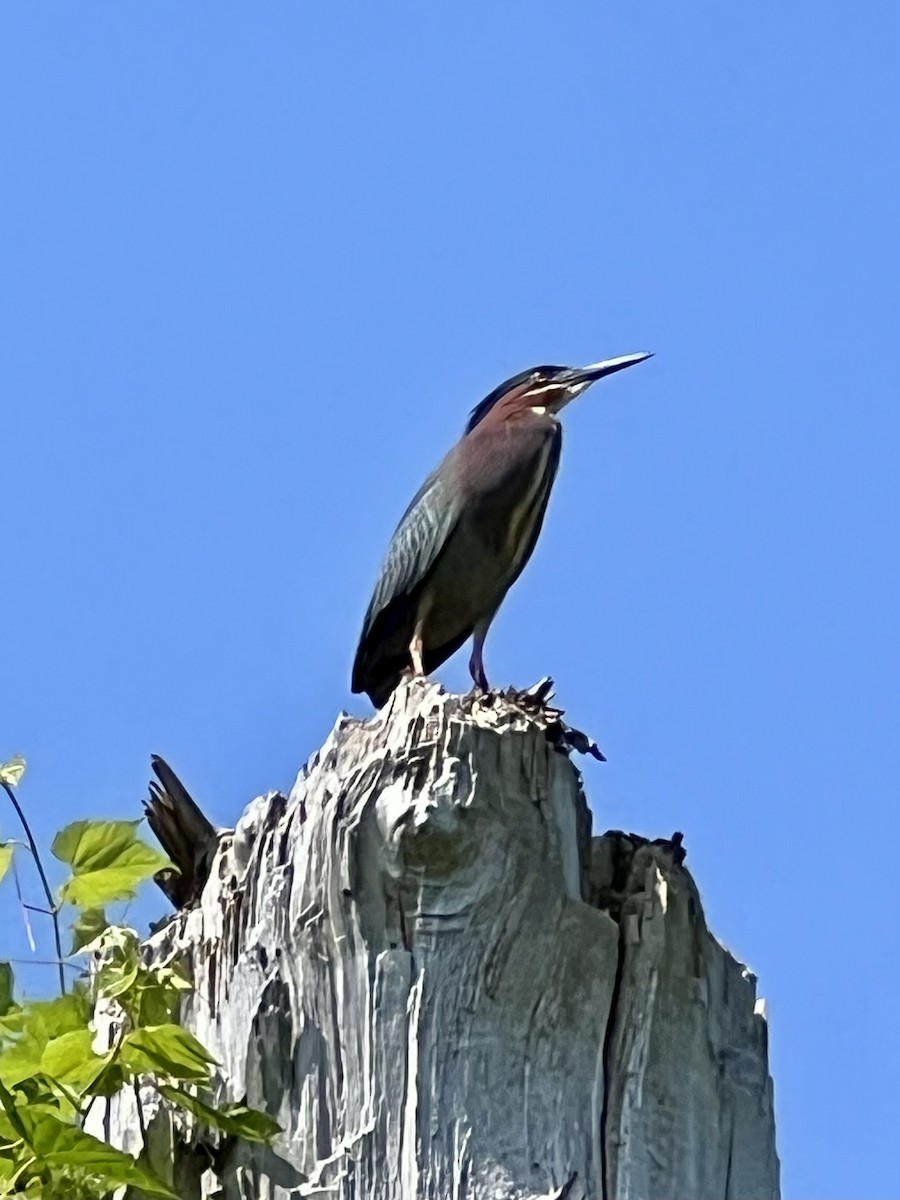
top-left (398, 666), bottom-right (429, 692)
top-left (467, 639), bottom-right (491, 695)
top-left (468, 666), bottom-right (490, 694)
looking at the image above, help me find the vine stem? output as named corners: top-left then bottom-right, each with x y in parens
top-left (1, 781), bottom-right (66, 995)
top-left (133, 1079), bottom-right (148, 1142)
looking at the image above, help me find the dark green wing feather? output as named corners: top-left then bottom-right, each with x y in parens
top-left (351, 462), bottom-right (461, 694)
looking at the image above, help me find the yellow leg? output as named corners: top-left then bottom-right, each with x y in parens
top-left (409, 621), bottom-right (426, 677)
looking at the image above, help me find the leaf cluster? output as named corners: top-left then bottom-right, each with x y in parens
top-left (0, 758), bottom-right (280, 1199)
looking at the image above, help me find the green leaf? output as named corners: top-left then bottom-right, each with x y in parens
top-left (83, 1059), bottom-right (126, 1098)
top-left (25, 1112), bottom-right (177, 1198)
top-left (52, 818), bottom-right (140, 869)
top-left (0, 757), bottom-right (25, 788)
top-left (160, 1085), bottom-right (281, 1144)
top-left (0, 1152), bottom-right (23, 1182)
top-left (36, 1077), bottom-right (81, 1123)
top-left (89, 926), bottom-right (142, 1010)
top-left (0, 1004), bottom-right (25, 1041)
top-left (89, 927), bottom-right (191, 1028)
top-left (88, 923), bottom-right (139, 956)
top-left (95, 955), bottom-right (139, 1001)
top-left (52, 819), bottom-right (172, 906)
top-left (0, 963), bottom-right (18, 1049)
top-left (0, 844), bottom-right (13, 887)
top-left (0, 964), bottom-right (12, 1016)
top-left (68, 906), bottom-right (108, 954)
top-left (40, 1029), bottom-right (109, 1093)
top-left (132, 956), bottom-right (192, 1026)
top-left (0, 1117), bottom-right (24, 1147)
top-left (0, 989), bottom-right (93, 1086)
top-left (121, 1024), bottom-right (216, 1084)
top-left (0, 1075), bottom-right (28, 1142)
top-left (135, 979), bottom-right (186, 1027)
top-left (40, 1030), bottom-right (92, 1079)
top-left (26, 989), bottom-right (92, 1042)
top-left (0, 1034), bottom-right (47, 1087)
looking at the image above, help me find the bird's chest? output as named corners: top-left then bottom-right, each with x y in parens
top-left (421, 419), bottom-right (561, 638)
top-left (464, 422), bottom-right (559, 571)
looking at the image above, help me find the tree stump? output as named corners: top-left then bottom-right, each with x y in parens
top-left (103, 679), bottom-right (779, 1199)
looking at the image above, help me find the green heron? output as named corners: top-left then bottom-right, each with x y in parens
top-left (352, 353), bottom-right (652, 707)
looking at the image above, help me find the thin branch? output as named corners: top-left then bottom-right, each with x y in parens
top-left (1, 781), bottom-right (66, 995)
top-left (133, 1078), bottom-right (148, 1143)
top-left (2, 957), bottom-right (81, 971)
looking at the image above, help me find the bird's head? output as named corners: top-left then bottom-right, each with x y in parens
top-left (465, 352), bottom-right (652, 433)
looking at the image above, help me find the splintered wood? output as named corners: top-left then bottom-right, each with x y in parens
top-left (100, 679), bottom-right (779, 1200)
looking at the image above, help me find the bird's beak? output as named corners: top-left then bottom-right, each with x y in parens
top-left (562, 352), bottom-right (653, 392)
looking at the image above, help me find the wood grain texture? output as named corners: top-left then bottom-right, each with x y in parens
top-left (99, 679), bottom-right (779, 1200)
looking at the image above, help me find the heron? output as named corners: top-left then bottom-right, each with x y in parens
top-left (352, 353), bottom-right (651, 707)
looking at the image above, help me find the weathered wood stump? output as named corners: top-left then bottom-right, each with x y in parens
top-left (106, 679), bottom-right (780, 1199)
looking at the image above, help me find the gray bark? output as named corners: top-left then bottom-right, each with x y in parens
top-left (102, 679), bottom-right (779, 1200)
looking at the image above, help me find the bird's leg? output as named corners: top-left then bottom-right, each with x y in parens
top-left (408, 620), bottom-right (427, 677)
top-left (403, 596), bottom-right (433, 682)
top-left (468, 618), bottom-right (493, 692)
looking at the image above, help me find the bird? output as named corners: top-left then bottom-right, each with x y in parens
top-left (351, 353), bottom-right (652, 707)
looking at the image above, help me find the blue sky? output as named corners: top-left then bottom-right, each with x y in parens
top-left (2, 5), bottom-right (898, 1197)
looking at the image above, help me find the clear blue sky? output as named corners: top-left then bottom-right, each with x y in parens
top-left (2, 5), bottom-right (898, 1197)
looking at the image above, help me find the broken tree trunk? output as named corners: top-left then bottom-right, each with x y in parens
top-left (104, 679), bottom-right (780, 1199)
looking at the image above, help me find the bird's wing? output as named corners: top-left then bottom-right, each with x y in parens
top-left (360, 466), bottom-right (461, 640)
